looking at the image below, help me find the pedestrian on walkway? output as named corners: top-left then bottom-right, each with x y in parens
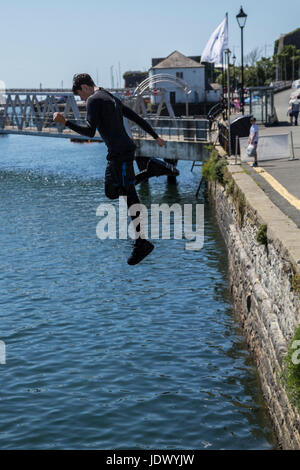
top-left (248, 117), bottom-right (259, 167)
top-left (289, 96), bottom-right (300, 126)
top-left (234, 98), bottom-right (240, 114)
top-left (288, 97), bottom-right (294, 125)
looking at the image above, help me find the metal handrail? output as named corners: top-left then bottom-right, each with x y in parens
top-left (131, 118), bottom-right (209, 143)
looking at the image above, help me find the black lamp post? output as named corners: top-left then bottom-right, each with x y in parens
top-left (236, 6), bottom-right (247, 114)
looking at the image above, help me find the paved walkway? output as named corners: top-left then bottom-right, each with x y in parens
top-left (241, 87), bottom-right (300, 229)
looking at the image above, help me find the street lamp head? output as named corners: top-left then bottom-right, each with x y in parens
top-left (236, 6), bottom-right (247, 28)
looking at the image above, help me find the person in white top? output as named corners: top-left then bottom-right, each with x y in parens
top-left (248, 117), bottom-right (259, 167)
top-left (289, 96), bottom-right (300, 126)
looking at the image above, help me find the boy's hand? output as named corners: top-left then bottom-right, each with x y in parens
top-left (53, 112), bottom-right (66, 126)
top-left (156, 137), bottom-right (166, 147)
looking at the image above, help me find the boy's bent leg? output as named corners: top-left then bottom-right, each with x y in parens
top-left (147, 158), bottom-right (179, 177)
top-left (135, 158), bottom-right (179, 185)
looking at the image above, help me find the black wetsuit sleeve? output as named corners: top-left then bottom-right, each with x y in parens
top-left (65, 99), bottom-right (97, 137)
top-left (122, 104), bottom-right (159, 140)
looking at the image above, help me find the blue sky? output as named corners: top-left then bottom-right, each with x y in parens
top-left (0, 0), bottom-right (299, 89)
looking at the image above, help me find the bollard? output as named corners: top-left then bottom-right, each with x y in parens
top-left (235, 135), bottom-right (239, 165)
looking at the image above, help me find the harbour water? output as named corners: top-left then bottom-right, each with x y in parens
top-left (0, 135), bottom-right (277, 449)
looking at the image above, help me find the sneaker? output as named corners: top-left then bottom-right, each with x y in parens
top-left (147, 158), bottom-right (180, 177)
top-left (127, 239), bottom-right (154, 266)
top-left (252, 162), bottom-right (258, 167)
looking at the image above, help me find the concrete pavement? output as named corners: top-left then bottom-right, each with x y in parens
top-left (241, 87), bottom-right (300, 229)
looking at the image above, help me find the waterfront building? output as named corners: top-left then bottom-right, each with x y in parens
top-left (149, 50), bottom-right (221, 113)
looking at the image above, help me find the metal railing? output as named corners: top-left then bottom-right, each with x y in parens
top-left (271, 81), bottom-right (293, 93)
top-left (0, 92), bottom-right (211, 143)
top-left (0, 92), bottom-right (88, 137)
top-left (208, 102), bottom-right (223, 123)
top-left (130, 117), bottom-right (210, 143)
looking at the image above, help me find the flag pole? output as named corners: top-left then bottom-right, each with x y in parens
top-left (225, 13), bottom-right (232, 157)
top-left (222, 53), bottom-right (224, 99)
top-left (226, 48), bottom-right (231, 157)
top-left (221, 13), bottom-right (228, 116)
top-left (225, 12), bottom-right (228, 104)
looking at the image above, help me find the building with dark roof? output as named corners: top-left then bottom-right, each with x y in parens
top-left (149, 51), bottom-right (220, 108)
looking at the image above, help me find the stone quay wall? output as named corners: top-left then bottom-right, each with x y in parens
top-left (208, 164), bottom-right (300, 449)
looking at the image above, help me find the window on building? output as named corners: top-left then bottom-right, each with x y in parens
top-left (176, 72), bottom-right (183, 79)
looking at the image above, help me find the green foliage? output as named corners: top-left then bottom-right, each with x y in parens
top-left (202, 147), bottom-right (228, 185)
top-left (256, 224), bottom-right (268, 246)
top-left (213, 37), bottom-right (300, 88)
top-left (282, 325), bottom-right (300, 411)
top-left (231, 44), bottom-right (300, 86)
top-left (226, 179), bottom-right (235, 197)
top-left (275, 45), bottom-right (300, 82)
top-left (214, 159), bottom-right (228, 186)
top-left (291, 273), bottom-right (300, 295)
top-left (202, 147), bottom-right (218, 182)
top-left (241, 57), bottom-right (277, 87)
top-left (203, 150), bottom-right (245, 225)
top-left (237, 191), bottom-right (246, 227)
top-left (123, 71), bottom-right (147, 78)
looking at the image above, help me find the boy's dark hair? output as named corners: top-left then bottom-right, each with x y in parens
top-left (72, 73), bottom-right (95, 94)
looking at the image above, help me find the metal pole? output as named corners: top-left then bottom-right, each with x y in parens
top-left (232, 60), bottom-right (235, 105)
top-left (226, 49), bottom-right (231, 156)
top-left (185, 92), bottom-right (189, 117)
top-left (232, 64), bottom-right (235, 103)
top-left (290, 131), bottom-right (295, 161)
top-left (222, 54), bottom-right (225, 97)
top-left (241, 26), bottom-right (244, 115)
top-left (235, 135), bottom-right (239, 165)
top-left (118, 62), bottom-right (121, 89)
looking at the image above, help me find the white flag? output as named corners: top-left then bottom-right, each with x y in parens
top-left (201, 17), bottom-right (228, 66)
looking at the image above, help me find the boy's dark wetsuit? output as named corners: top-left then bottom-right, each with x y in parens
top-left (65, 88), bottom-right (159, 212)
top-left (65, 88), bottom-right (179, 264)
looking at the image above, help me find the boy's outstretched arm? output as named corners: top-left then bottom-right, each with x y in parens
top-left (122, 104), bottom-right (165, 147)
top-left (53, 99), bottom-right (97, 138)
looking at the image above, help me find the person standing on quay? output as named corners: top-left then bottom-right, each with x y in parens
top-left (249, 117), bottom-right (259, 167)
top-left (53, 74), bottom-right (179, 266)
top-left (289, 95), bottom-right (300, 126)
